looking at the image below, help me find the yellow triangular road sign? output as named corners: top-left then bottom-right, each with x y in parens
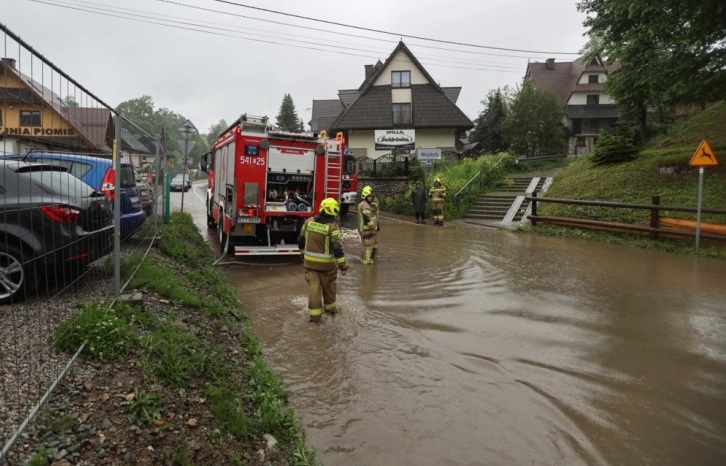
top-left (689, 139), bottom-right (719, 167)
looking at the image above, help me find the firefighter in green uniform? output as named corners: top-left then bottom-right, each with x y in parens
top-left (357, 185), bottom-right (379, 264)
top-left (298, 198), bottom-right (349, 323)
top-left (428, 178), bottom-right (447, 226)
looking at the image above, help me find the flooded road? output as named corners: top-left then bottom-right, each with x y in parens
top-left (181, 186), bottom-right (726, 465)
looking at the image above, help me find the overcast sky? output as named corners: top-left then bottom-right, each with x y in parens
top-left (4, 0), bottom-right (590, 134)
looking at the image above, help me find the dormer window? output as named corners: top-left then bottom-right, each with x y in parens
top-left (392, 71), bottom-right (411, 88)
top-left (588, 74), bottom-right (599, 84)
top-left (587, 94), bottom-right (600, 105)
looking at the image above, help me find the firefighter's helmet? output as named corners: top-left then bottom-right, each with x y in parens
top-left (362, 186), bottom-right (373, 198)
top-left (320, 198), bottom-right (340, 216)
top-left (434, 178), bottom-right (441, 184)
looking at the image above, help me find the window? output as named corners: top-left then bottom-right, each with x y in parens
top-left (576, 138), bottom-right (586, 147)
top-left (0, 110), bottom-right (3, 126)
top-left (588, 74), bottom-right (599, 84)
top-left (392, 103), bottom-right (412, 125)
top-left (20, 110), bottom-right (41, 126)
top-left (587, 94), bottom-right (600, 105)
top-left (391, 71), bottom-right (411, 88)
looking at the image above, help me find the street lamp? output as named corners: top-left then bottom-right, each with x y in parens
top-left (177, 120), bottom-right (198, 213)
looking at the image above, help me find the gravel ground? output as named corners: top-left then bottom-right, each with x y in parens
top-left (1, 228), bottom-right (283, 466)
top-left (0, 238), bottom-right (152, 465)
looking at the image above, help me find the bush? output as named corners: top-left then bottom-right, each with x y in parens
top-left (378, 154), bottom-right (515, 219)
top-left (55, 302), bottom-right (135, 360)
top-left (590, 127), bottom-right (640, 165)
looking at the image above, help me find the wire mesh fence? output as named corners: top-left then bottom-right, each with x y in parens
top-left (1, 24), bottom-right (164, 463)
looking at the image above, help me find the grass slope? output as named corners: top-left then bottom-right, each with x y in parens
top-left (527, 101), bottom-right (726, 258)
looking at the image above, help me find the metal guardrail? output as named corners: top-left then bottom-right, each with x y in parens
top-left (454, 155), bottom-right (507, 203)
top-left (516, 154), bottom-right (567, 163)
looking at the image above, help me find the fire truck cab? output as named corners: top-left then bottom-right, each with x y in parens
top-left (201, 114), bottom-right (345, 255)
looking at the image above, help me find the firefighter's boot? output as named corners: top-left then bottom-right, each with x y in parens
top-left (309, 309), bottom-right (322, 323)
top-left (324, 303), bottom-right (338, 315)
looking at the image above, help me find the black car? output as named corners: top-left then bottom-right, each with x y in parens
top-left (0, 160), bottom-right (114, 303)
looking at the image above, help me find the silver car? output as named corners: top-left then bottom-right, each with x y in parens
top-left (170, 174), bottom-right (192, 192)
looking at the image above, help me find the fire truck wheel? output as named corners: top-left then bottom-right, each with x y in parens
top-left (206, 196), bottom-right (217, 228)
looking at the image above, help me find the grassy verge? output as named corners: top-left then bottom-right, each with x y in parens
top-left (525, 101), bottom-right (726, 259)
top-left (53, 212), bottom-right (319, 465)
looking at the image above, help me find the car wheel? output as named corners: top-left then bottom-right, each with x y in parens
top-left (0, 244), bottom-right (36, 304)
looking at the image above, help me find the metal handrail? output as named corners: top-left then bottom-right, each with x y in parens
top-left (454, 155), bottom-right (506, 200)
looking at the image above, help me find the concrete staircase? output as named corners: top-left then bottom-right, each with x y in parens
top-left (462, 176), bottom-right (550, 226)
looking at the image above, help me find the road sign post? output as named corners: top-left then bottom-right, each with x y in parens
top-left (177, 120), bottom-right (198, 214)
top-left (688, 139), bottom-right (719, 249)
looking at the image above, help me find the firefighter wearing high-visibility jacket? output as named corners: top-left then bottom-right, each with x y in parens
top-left (298, 198), bottom-right (349, 323)
top-left (429, 178), bottom-right (447, 226)
top-left (357, 185), bottom-right (379, 264)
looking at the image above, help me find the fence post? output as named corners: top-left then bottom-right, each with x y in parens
top-left (650, 195), bottom-right (660, 240)
top-left (531, 191), bottom-right (538, 226)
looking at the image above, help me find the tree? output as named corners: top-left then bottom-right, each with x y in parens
top-left (577, 0), bottom-right (726, 115)
top-left (63, 96), bottom-right (79, 108)
top-left (116, 96), bottom-right (204, 165)
top-left (471, 88), bottom-right (510, 154)
top-left (502, 79), bottom-right (565, 157)
top-left (275, 94), bottom-right (301, 132)
top-left (206, 119), bottom-right (228, 146)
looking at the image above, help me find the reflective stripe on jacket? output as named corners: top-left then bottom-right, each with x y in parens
top-left (357, 199), bottom-right (378, 232)
top-left (429, 186), bottom-right (447, 202)
top-left (299, 217), bottom-right (346, 271)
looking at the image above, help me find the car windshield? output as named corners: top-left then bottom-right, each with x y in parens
top-left (172, 175), bottom-right (187, 182)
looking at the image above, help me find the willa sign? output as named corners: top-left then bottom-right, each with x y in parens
top-left (375, 129), bottom-right (415, 150)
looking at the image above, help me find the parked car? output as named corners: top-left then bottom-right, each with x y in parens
top-left (0, 160), bottom-right (114, 304)
top-left (170, 174), bottom-right (192, 192)
top-left (0, 153), bottom-right (146, 238)
top-left (134, 171), bottom-right (153, 216)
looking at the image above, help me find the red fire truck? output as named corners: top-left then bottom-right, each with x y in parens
top-left (201, 114), bottom-right (346, 255)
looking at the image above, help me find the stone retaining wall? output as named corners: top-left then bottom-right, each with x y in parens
top-left (357, 176), bottom-right (411, 198)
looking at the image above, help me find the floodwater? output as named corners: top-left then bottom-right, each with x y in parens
top-left (183, 187), bottom-right (726, 466)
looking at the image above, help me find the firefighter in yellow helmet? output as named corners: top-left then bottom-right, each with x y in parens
top-left (428, 178), bottom-right (447, 225)
top-left (357, 185), bottom-right (379, 264)
top-left (298, 198), bottom-right (349, 323)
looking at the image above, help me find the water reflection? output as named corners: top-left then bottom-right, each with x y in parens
top-left (218, 215), bottom-right (726, 466)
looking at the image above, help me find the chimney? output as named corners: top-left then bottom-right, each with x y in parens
top-left (546, 58), bottom-right (555, 70)
top-left (1, 58), bottom-right (17, 69)
top-left (365, 64), bottom-right (374, 79)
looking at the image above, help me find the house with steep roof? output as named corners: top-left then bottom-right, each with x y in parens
top-left (0, 57), bottom-right (114, 155)
top-left (526, 56), bottom-right (622, 155)
top-left (310, 41), bottom-right (473, 160)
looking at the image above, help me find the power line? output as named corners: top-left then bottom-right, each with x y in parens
top-left (158, 0), bottom-right (572, 60)
top-left (203, 0), bottom-right (582, 55)
top-left (25, 0), bottom-right (529, 72)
